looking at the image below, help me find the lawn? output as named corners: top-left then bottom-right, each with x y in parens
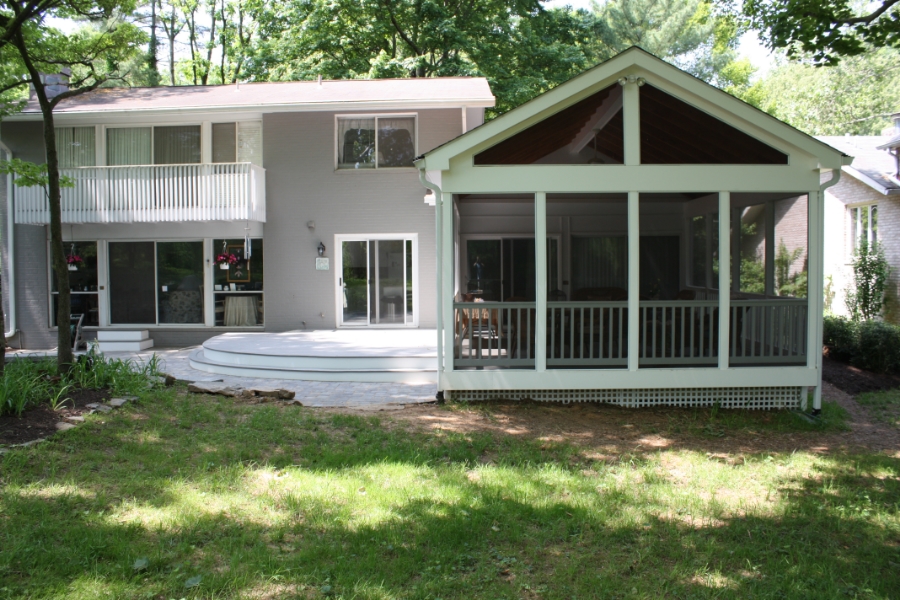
top-left (1, 388), bottom-right (898, 599)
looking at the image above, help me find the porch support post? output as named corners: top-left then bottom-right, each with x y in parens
top-left (535, 192), bottom-right (547, 372)
top-left (765, 201), bottom-right (775, 296)
top-left (441, 192), bottom-right (455, 378)
top-left (435, 189), bottom-right (444, 389)
top-left (718, 191), bottom-right (731, 370)
top-left (623, 81), bottom-right (640, 166)
top-left (808, 189), bottom-right (823, 411)
top-left (627, 191), bottom-right (640, 371)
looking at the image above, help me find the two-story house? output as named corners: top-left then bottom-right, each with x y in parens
top-left (0, 77), bottom-right (493, 351)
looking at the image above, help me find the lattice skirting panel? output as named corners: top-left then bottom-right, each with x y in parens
top-left (448, 387), bottom-right (805, 409)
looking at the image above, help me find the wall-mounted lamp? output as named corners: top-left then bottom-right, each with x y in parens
top-left (317, 242), bottom-right (326, 256)
top-left (618, 75), bottom-right (646, 87)
top-left (307, 220), bottom-right (316, 230)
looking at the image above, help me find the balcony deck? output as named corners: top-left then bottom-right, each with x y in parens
top-left (14, 162), bottom-right (265, 224)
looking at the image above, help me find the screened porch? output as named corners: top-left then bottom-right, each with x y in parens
top-left (451, 191), bottom-right (810, 370)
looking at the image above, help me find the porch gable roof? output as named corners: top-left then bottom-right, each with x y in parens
top-left (416, 47), bottom-right (850, 173)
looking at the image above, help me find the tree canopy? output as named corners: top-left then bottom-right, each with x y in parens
top-left (730, 0), bottom-right (900, 65)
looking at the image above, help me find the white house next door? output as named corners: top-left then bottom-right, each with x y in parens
top-left (336, 234), bottom-right (417, 327)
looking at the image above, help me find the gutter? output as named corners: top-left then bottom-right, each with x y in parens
top-left (417, 165), bottom-right (444, 400)
top-left (811, 167), bottom-right (842, 415)
top-left (0, 140), bottom-right (16, 340)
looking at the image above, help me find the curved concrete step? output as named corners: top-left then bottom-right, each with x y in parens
top-left (189, 349), bottom-right (437, 383)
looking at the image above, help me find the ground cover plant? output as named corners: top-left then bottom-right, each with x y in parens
top-left (1, 388), bottom-right (897, 600)
top-left (858, 389), bottom-right (900, 428)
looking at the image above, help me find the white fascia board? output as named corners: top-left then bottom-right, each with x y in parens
top-left (842, 165), bottom-right (900, 196)
top-left (5, 97), bottom-right (495, 123)
top-left (48, 111), bottom-right (264, 127)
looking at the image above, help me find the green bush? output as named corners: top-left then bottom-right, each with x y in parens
top-left (823, 315), bottom-right (859, 362)
top-left (853, 320), bottom-right (900, 374)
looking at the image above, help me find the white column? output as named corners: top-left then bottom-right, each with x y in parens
top-left (435, 192), bottom-right (444, 388)
top-left (627, 191), bottom-right (640, 371)
top-left (535, 192), bottom-right (547, 372)
top-left (718, 192), bottom-right (731, 370)
top-left (441, 192), bottom-right (455, 376)
top-left (203, 238), bottom-right (215, 326)
top-left (623, 82), bottom-right (640, 166)
top-left (807, 189), bottom-right (823, 410)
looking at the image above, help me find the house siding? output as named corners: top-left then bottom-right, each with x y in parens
top-left (262, 108), bottom-right (461, 331)
top-left (823, 174), bottom-right (900, 323)
top-left (0, 107), bottom-right (463, 348)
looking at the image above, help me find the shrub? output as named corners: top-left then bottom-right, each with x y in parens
top-left (846, 240), bottom-right (890, 321)
top-left (853, 320), bottom-right (900, 374)
top-left (823, 315), bottom-right (859, 362)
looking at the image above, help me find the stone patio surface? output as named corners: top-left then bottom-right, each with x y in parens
top-left (7, 347), bottom-right (438, 409)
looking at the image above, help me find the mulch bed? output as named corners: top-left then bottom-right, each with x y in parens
top-left (822, 356), bottom-right (900, 396)
top-left (0, 387), bottom-right (110, 446)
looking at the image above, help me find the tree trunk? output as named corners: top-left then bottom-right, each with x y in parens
top-left (41, 108), bottom-right (74, 371)
top-left (148, 0), bottom-right (160, 86)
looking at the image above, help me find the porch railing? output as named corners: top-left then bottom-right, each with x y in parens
top-left (547, 302), bottom-right (628, 367)
top-left (730, 299), bottom-right (807, 364)
top-left (454, 302), bottom-right (535, 368)
top-left (14, 162), bottom-right (266, 224)
top-left (450, 297), bottom-right (808, 369)
top-left (639, 301), bottom-right (719, 366)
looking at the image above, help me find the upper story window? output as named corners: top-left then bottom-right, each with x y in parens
top-left (337, 115), bottom-right (416, 170)
top-left (55, 127), bottom-right (96, 168)
top-left (107, 125), bottom-right (201, 166)
top-left (850, 204), bottom-right (877, 249)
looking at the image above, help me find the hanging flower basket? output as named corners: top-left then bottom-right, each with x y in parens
top-left (215, 253), bottom-right (239, 270)
top-left (66, 254), bottom-right (84, 271)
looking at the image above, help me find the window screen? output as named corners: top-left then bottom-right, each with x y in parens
top-left (212, 123), bottom-right (237, 163)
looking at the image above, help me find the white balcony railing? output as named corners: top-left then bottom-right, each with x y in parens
top-left (14, 162), bottom-right (265, 224)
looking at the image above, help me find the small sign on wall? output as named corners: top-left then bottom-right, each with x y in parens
top-left (315, 257), bottom-right (330, 271)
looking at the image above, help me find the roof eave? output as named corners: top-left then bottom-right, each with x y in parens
top-left (842, 165), bottom-right (900, 195)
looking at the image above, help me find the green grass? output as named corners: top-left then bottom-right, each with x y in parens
top-left (0, 391), bottom-right (897, 599)
top-left (857, 389), bottom-right (900, 428)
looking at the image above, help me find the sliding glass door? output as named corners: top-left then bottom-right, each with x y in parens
top-left (338, 236), bottom-right (416, 327)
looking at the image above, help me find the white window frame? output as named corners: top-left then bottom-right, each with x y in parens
top-left (48, 237), bottom-right (265, 329)
top-left (334, 113), bottom-right (419, 171)
top-left (848, 202), bottom-right (877, 252)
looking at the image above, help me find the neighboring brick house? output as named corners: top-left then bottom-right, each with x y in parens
top-left (819, 114), bottom-right (900, 323)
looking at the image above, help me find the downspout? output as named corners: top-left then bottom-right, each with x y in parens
top-left (0, 140), bottom-right (16, 340)
top-left (812, 167), bottom-right (843, 415)
top-left (418, 166), bottom-right (444, 400)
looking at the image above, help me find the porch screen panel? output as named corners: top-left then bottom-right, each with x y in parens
top-left (337, 118), bottom-right (375, 169)
top-left (774, 195), bottom-right (808, 298)
top-left (154, 125), bottom-right (201, 164)
top-left (690, 216), bottom-right (706, 288)
top-left (466, 240), bottom-right (502, 301)
top-left (157, 241), bottom-right (204, 324)
top-left (107, 127), bottom-right (151, 166)
top-left (640, 236), bottom-right (680, 300)
top-left (212, 123), bottom-right (237, 163)
top-left (571, 236), bottom-right (627, 292)
top-left (109, 241), bottom-right (156, 324)
top-left (738, 204), bottom-right (766, 295)
top-left (55, 127), bottom-right (96, 168)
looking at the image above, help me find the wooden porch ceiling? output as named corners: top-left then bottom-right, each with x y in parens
top-left (472, 83), bottom-right (788, 166)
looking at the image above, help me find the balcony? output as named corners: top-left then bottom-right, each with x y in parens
top-left (14, 162), bottom-right (265, 224)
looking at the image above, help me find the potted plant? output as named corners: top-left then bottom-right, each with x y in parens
top-left (66, 254), bottom-right (83, 271)
top-left (215, 253), bottom-right (239, 270)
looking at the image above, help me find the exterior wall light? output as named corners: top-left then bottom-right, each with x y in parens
top-left (317, 242), bottom-right (326, 256)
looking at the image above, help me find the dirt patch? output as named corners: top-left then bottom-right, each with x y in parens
top-left (373, 387), bottom-right (900, 458)
top-left (822, 356), bottom-right (900, 395)
top-left (0, 388), bottom-right (111, 446)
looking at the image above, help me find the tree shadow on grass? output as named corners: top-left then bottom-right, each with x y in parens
top-left (1, 397), bottom-right (898, 598)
